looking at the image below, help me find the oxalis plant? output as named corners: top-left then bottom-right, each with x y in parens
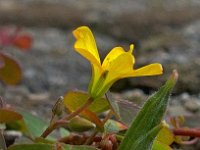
top-left (0, 26), bottom-right (182, 150)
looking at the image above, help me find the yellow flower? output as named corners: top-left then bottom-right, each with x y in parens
top-left (73, 26), bottom-right (163, 99)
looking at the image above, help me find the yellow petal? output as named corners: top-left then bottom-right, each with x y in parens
top-left (102, 47), bottom-right (126, 68)
top-left (124, 63), bottom-right (163, 77)
top-left (129, 44), bottom-right (134, 53)
top-left (73, 26), bottom-right (101, 67)
top-left (91, 53), bottom-right (134, 98)
top-left (102, 45), bottom-right (135, 69)
top-left (103, 53), bottom-right (134, 88)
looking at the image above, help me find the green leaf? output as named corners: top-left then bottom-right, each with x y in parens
top-left (0, 52), bottom-right (22, 85)
top-left (34, 137), bottom-right (55, 144)
top-left (60, 128), bottom-right (70, 137)
top-left (6, 119), bottom-right (29, 136)
top-left (64, 91), bottom-right (109, 113)
top-left (7, 143), bottom-right (98, 150)
top-left (131, 125), bottom-right (162, 149)
top-left (7, 144), bottom-right (53, 150)
top-left (104, 119), bottom-right (127, 133)
top-left (7, 109), bottom-right (49, 138)
top-left (152, 141), bottom-right (172, 150)
top-left (119, 70), bottom-right (178, 150)
top-left (17, 109), bottom-right (48, 137)
top-left (0, 108), bottom-right (22, 123)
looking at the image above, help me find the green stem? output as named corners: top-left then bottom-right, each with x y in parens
top-left (40, 97), bottom-right (93, 138)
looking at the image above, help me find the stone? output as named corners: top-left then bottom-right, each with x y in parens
top-left (121, 89), bottom-right (147, 106)
top-left (168, 106), bottom-right (192, 116)
top-left (184, 98), bottom-right (200, 113)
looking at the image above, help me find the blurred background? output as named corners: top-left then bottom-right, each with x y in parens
top-left (0, 0), bottom-right (200, 123)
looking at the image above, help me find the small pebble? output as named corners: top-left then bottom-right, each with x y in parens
top-left (184, 98), bottom-right (200, 113)
top-left (121, 89), bottom-right (146, 104)
top-left (168, 106), bottom-right (192, 116)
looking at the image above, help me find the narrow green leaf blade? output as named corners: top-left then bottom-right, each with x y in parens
top-left (131, 125), bottom-right (162, 149)
top-left (119, 70), bottom-right (178, 150)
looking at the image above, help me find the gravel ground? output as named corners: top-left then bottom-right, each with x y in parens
top-left (0, 0), bottom-right (200, 149)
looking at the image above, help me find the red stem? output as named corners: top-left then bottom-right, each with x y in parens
top-left (63, 97), bottom-right (93, 120)
top-left (173, 128), bottom-right (200, 138)
top-left (84, 110), bottom-right (113, 145)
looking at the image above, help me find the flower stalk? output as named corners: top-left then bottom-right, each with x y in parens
top-left (40, 97), bottom-right (94, 138)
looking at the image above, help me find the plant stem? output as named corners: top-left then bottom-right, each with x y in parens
top-left (40, 97), bottom-right (93, 138)
top-left (85, 110), bottom-right (113, 145)
top-left (102, 110), bottom-right (113, 124)
top-left (58, 133), bottom-right (102, 144)
top-left (84, 130), bottom-right (98, 145)
top-left (180, 138), bottom-right (199, 145)
top-left (63, 97), bottom-right (93, 120)
top-left (0, 97), bottom-right (6, 149)
top-left (173, 128), bottom-right (200, 138)
top-left (0, 130), bottom-right (7, 150)
top-left (0, 96), bottom-right (4, 108)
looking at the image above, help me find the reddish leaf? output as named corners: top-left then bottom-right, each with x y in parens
top-left (67, 116), bottom-right (95, 132)
top-left (13, 35), bottom-right (32, 50)
top-left (0, 55), bottom-right (5, 69)
top-left (0, 52), bottom-right (22, 85)
top-left (0, 108), bottom-right (22, 123)
top-left (81, 109), bottom-right (104, 131)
